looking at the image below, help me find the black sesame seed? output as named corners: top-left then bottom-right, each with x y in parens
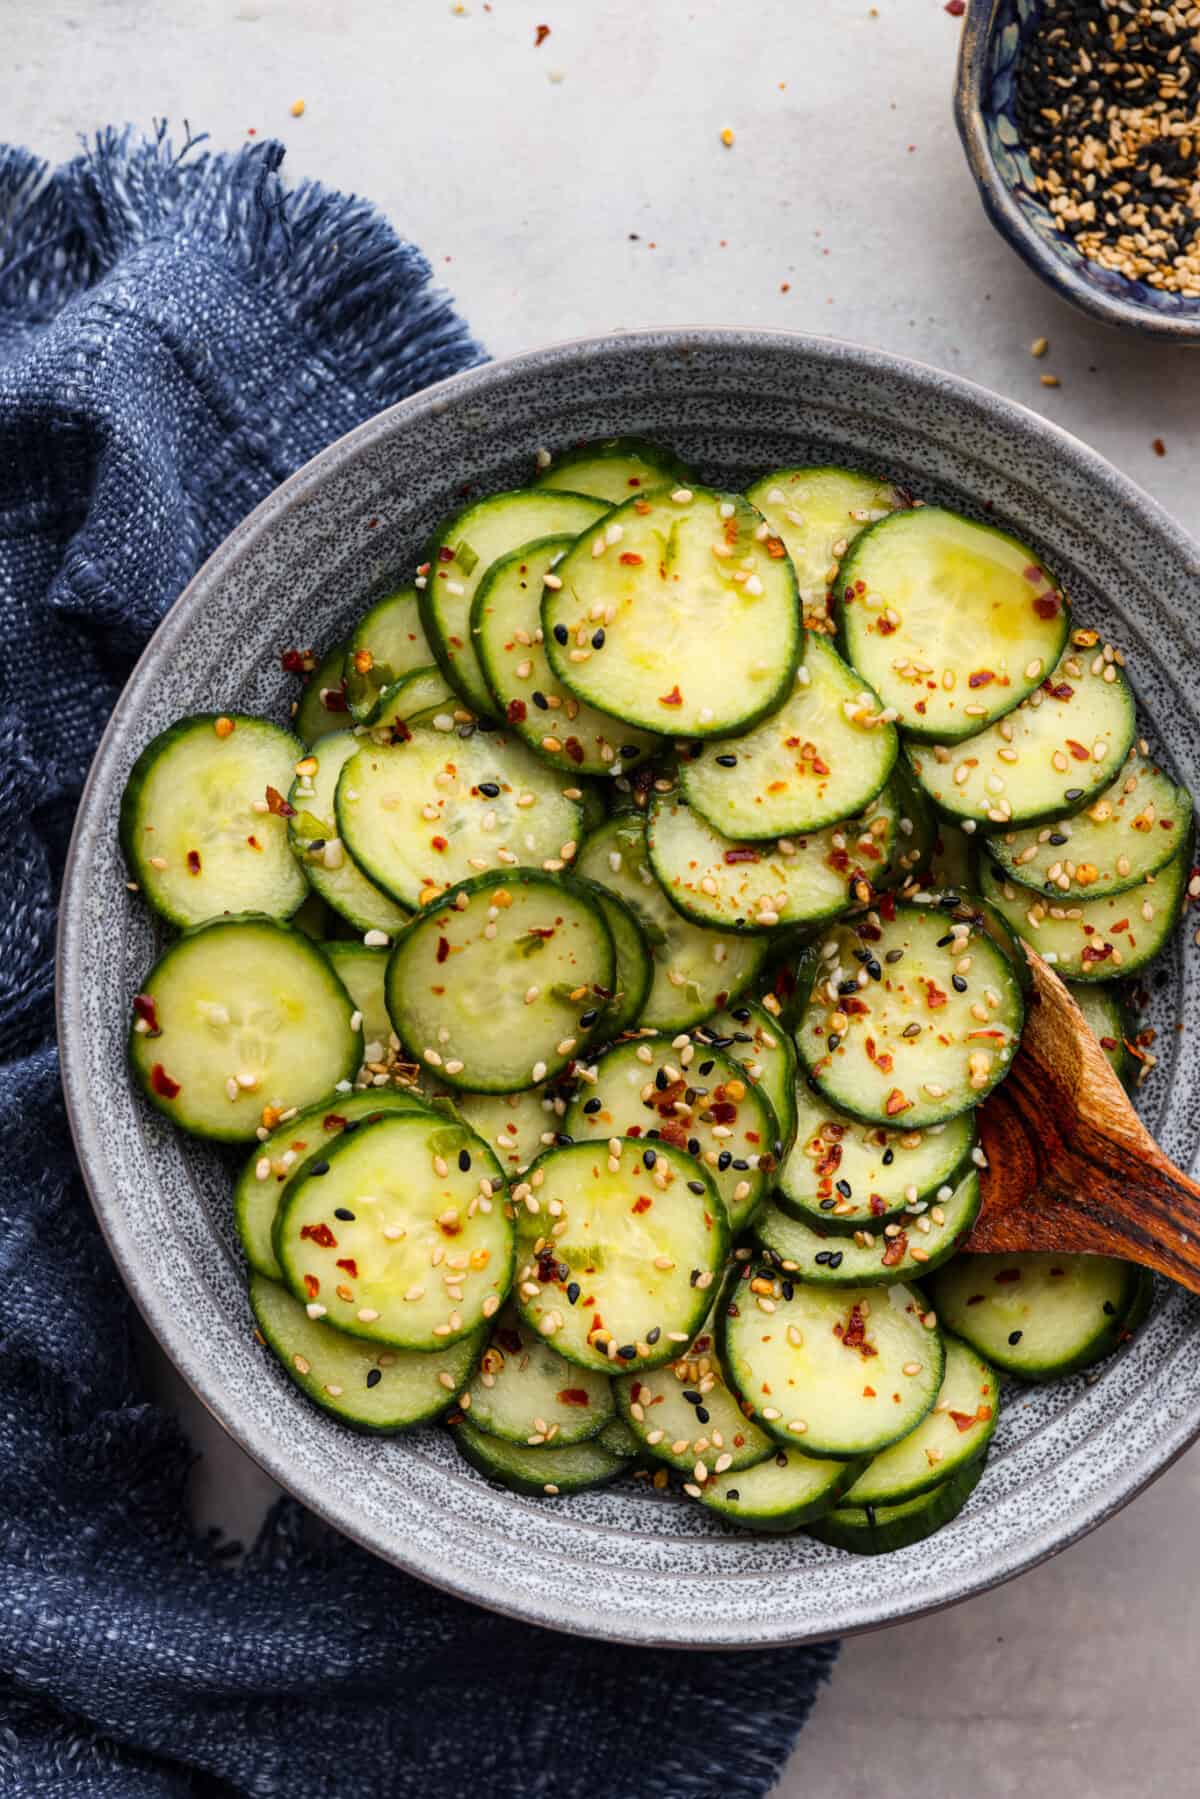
top-left (366, 1369), bottom-right (382, 1388)
top-left (309, 1160), bottom-right (330, 1176)
top-left (781, 1281), bottom-right (794, 1301)
top-left (827, 1033), bottom-right (841, 1050)
top-left (579, 1009), bottom-right (598, 1027)
top-left (836, 1178), bottom-right (852, 1197)
top-left (683, 1389), bottom-right (702, 1404)
top-left (1064, 788), bottom-right (1084, 802)
top-left (717, 1151), bottom-right (732, 1171)
top-left (643, 1148), bottom-right (657, 1169)
top-left (616, 1344), bottom-right (637, 1360)
top-left (646, 1326), bottom-right (661, 1344)
top-left (457, 722), bottom-right (475, 738)
top-left (1008, 1329), bottom-right (1023, 1345)
top-left (1103, 1300), bottom-right (1116, 1315)
top-left (732, 1158), bottom-right (749, 1171)
top-left (687, 1179), bottom-right (706, 1194)
top-left (1048, 831), bottom-right (1068, 846)
top-left (458, 1149), bottom-right (471, 1171)
top-left (952, 974), bottom-right (968, 993)
top-left (688, 1138), bottom-right (701, 1156)
top-left (478, 781), bottom-right (500, 798)
top-left (567, 1281), bottom-right (581, 1304)
top-left (715, 754), bottom-right (738, 767)
top-left (885, 948), bottom-right (904, 964)
top-left (936, 933), bottom-right (954, 948)
top-left (819, 1196), bottom-right (838, 1211)
top-left (655, 1068), bottom-right (668, 1091)
top-left (592, 628), bottom-right (606, 649)
top-left (725, 1488), bottom-right (739, 1501)
top-left (827, 1251), bottom-right (844, 1269)
top-left (583, 1096), bottom-right (602, 1114)
top-left (307, 838), bottom-right (326, 853)
top-left (814, 1250), bottom-right (832, 1266)
top-left (695, 1405), bottom-right (710, 1424)
top-left (689, 1269), bottom-right (701, 1287)
top-left (333, 1206), bottom-right (356, 1221)
top-left (620, 744), bottom-right (641, 758)
top-left (553, 623), bottom-right (569, 645)
top-left (882, 1148), bottom-right (894, 1166)
top-left (698, 1058), bottom-right (715, 1076)
top-left (532, 690), bottom-right (549, 710)
top-left (866, 960), bottom-right (882, 981)
top-left (838, 977), bottom-right (859, 995)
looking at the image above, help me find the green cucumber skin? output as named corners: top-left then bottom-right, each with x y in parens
top-left (714, 1284), bottom-right (946, 1463)
top-left (809, 1455), bottom-right (984, 1554)
top-left (881, 758), bottom-right (937, 890)
top-left (569, 875), bottom-right (653, 1038)
top-left (273, 1120), bottom-right (516, 1353)
top-left (698, 1454), bottom-right (871, 1534)
top-left (1120, 1268), bottom-right (1156, 1338)
top-left (644, 795), bottom-right (853, 937)
top-left (129, 916), bottom-right (361, 1144)
top-left (1066, 980), bottom-right (1136, 1088)
top-left (119, 713), bottom-right (309, 929)
top-left (250, 1274), bottom-right (485, 1435)
top-left (449, 1418), bottom-right (626, 1497)
top-left (532, 436), bottom-right (693, 502)
top-left (542, 489), bottom-right (803, 743)
top-left (837, 509), bottom-right (1071, 746)
top-left (294, 644), bottom-right (352, 745)
top-left (756, 1174), bottom-right (982, 1286)
top-left (926, 1255), bottom-right (1142, 1379)
top-left (843, 1336), bottom-right (1000, 1507)
top-left (905, 733), bottom-right (1139, 836)
top-left (384, 868), bottom-right (616, 1095)
top-left (771, 1133), bottom-right (977, 1235)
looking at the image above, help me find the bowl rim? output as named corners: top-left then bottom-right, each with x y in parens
top-left (954, 0), bottom-right (1200, 340)
top-left (56, 325), bottom-right (1200, 1646)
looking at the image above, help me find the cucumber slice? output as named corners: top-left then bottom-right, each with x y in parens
top-left (386, 870), bottom-right (614, 1093)
top-left (120, 714), bottom-right (308, 927)
top-left (421, 488), bottom-right (609, 716)
top-left (595, 1414), bottom-right (645, 1461)
top-left (565, 1036), bottom-right (779, 1232)
top-left (838, 507), bottom-right (1070, 743)
top-left (927, 821), bottom-right (974, 893)
top-left (542, 488), bottom-right (801, 739)
top-left (744, 465), bottom-right (905, 624)
top-left (809, 1457), bottom-right (983, 1554)
top-left (646, 784), bottom-right (897, 933)
top-left (129, 918), bottom-right (361, 1142)
top-left (533, 436), bottom-right (692, 504)
top-left (294, 642), bottom-right (352, 745)
top-left (1067, 980), bottom-right (1133, 1085)
top-left (512, 1139), bottom-right (730, 1375)
top-left (616, 1316), bottom-right (775, 1474)
top-left (985, 747), bottom-right (1190, 898)
top-left (571, 878), bottom-right (652, 1037)
top-left (719, 1274), bottom-right (944, 1459)
top-left (323, 943), bottom-right (390, 1060)
top-left (677, 633), bottom-right (898, 840)
top-left (696, 998), bottom-right (799, 1150)
top-left (274, 1111), bottom-right (513, 1350)
top-left (844, 1335), bottom-right (999, 1506)
top-left (463, 1305), bottom-right (614, 1444)
top-left (755, 1169), bottom-right (981, 1287)
top-left (250, 1273), bottom-right (483, 1432)
top-left (927, 1252), bottom-right (1143, 1377)
top-left (473, 535), bottom-right (659, 775)
top-left (881, 757), bottom-right (937, 889)
top-left (343, 588), bottom-right (432, 720)
top-left (696, 1443), bottom-right (866, 1531)
top-left (794, 902), bottom-right (1024, 1127)
top-left (235, 1089), bottom-right (432, 1279)
top-left (906, 647), bottom-right (1135, 829)
top-left (775, 1082), bottom-right (974, 1232)
top-left (978, 837), bottom-right (1190, 980)
top-left (366, 665), bottom-right (459, 737)
top-left (574, 816), bottom-right (768, 1031)
top-left (455, 1085), bottom-right (568, 1177)
top-left (450, 1416), bottom-right (625, 1497)
top-left (336, 726), bottom-right (584, 910)
top-left (287, 730), bottom-right (410, 937)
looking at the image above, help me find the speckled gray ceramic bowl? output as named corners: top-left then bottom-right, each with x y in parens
top-left (58, 329), bottom-right (1200, 1647)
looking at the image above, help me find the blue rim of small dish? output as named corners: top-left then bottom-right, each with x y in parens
top-left (955, 0), bottom-right (1200, 339)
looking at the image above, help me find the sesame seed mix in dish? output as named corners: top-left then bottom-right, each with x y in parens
top-left (119, 436), bottom-right (1194, 1550)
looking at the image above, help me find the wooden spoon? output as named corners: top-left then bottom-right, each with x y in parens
top-left (966, 944), bottom-right (1200, 1292)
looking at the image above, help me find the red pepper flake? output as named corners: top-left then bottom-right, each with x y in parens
top-left (618, 551), bottom-right (644, 566)
top-left (966, 1293), bottom-right (985, 1305)
top-left (922, 978), bottom-right (949, 1010)
top-left (967, 670), bottom-right (995, 689)
top-left (1082, 942), bottom-right (1114, 967)
top-left (335, 1257), bottom-right (359, 1277)
top-left (133, 993), bottom-right (161, 1035)
top-left (765, 537), bottom-right (787, 558)
top-left (877, 616), bottom-right (898, 636)
top-left (431, 835), bottom-right (448, 852)
top-left (280, 648), bottom-right (313, 675)
top-left (300, 1222), bottom-right (337, 1248)
top-left (993, 1268), bottom-right (1021, 1283)
top-left (246, 835), bottom-right (261, 850)
top-left (863, 1384), bottom-right (876, 1397)
top-left (320, 686), bottom-right (349, 713)
top-left (879, 892), bottom-right (896, 921)
top-left (885, 1088), bottom-right (911, 1116)
top-left (1044, 681), bottom-right (1074, 701)
top-left (1111, 918), bottom-right (1129, 934)
top-left (881, 1232), bottom-right (909, 1267)
top-left (436, 936), bottom-right (451, 964)
top-left (945, 0), bottom-right (965, 13)
top-left (506, 698), bottom-right (528, 724)
top-left (564, 737), bottom-right (585, 765)
top-left (658, 685), bottom-right (683, 708)
top-left (1065, 739), bottom-right (1091, 762)
top-left (723, 846), bottom-right (760, 865)
top-left (437, 546), bottom-right (455, 563)
top-left (303, 1274), bottom-right (320, 1299)
top-left (633, 499), bottom-right (653, 515)
top-left (1153, 437), bottom-right (1166, 456)
top-left (534, 22), bottom-right (551, 44)
top-left (556, 1388), bottom-right (591, 1407)
top-left (1099, 1035), bottom-right (1118, 1051)
top-left (186, 849), bottom-right (202, 874)
top-left (149, 1063), bottom-right (180, 1099)
top-left (629, 1194), bottom-right (655, 1216)
top-left (265, 786), bottom-right (295, 818)
top-left (840, 1303), bottom-right (878, 1355)
top-left (869, 1194), bottom-right (886, 1216)
top-left (948, 1409), bottom-right (979, 1432)
top-left (1034, 593), bottom-right (1060, 619)
top-left (322, 1113), bottom-right (349, 1130)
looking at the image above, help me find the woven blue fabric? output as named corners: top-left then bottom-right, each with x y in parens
top-left (0, 129), bottom-right (836, 1798)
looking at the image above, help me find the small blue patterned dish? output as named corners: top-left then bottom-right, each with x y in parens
top-left (955, 0), bottom-right (1200, 340)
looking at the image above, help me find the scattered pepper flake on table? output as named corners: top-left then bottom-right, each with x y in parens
top-left (1040, 374), bottom-right (1060, 388)
top-left (720, 128), bottom-right (735, 148)
top-left (289, 99), bottom-right (305, 118)
top-left (535, 23), bottom-right (551, 45)
top-left (1030, 336), bottom-right (1048, 358)
top-left (1153, 438), bottom-right (1166, 457)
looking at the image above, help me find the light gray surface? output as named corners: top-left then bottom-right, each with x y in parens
top-left (10, 0), bottom-right (1200, 1789)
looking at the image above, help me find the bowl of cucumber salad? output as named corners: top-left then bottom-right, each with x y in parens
top-left (59, 331), bottom-right (1200, 1645)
